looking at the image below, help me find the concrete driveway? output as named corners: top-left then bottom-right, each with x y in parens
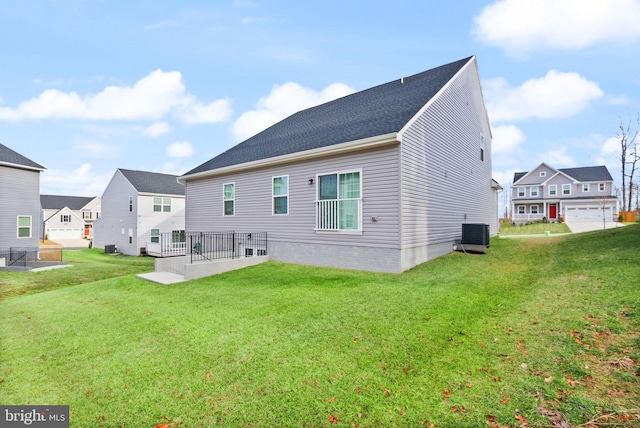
top-left (48, 239), bottom-right (91, 249)
top-left (564, 221), bottom-right (624, 233)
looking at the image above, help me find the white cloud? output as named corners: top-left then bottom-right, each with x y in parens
top-left (542, 147), bottom-right (575, 167)
top-left (484, 70), bottom-right (603, 123)
top-left (231, 82), bottom-right (355, 141)
top-left (0, 69), bottom-right (232, 124)
top-left (41, 163), bottom-right (112, 196)
top-left (74, 141), bottom-right (119, 158)
top-left (602, 136), bottom-right (622, 155)
top-left (143, 122), bottom-right (171, 137)
top-left (167, 141), bottom-right (194, 158)
top-left (177, 98), bottom-right (233, 124)
top-left (492, 125), bottom-right (526, 154)
top-left (473, 0), bottom-right (640, 55)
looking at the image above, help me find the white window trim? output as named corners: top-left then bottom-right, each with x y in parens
top-left (272, 175), bottom-right (289, 216)
top-left (517, 187), bottom-right (525, 197)
top-left (540, 171), bottom-right (546, 177)
top-left (17, 215), bottom-right (32, 239)
top-left (517, 205), bottom-right (525, 214)
top-left (582, 183), bottom-right (589, 192)
top-left (223, 182), bottom-right (235, 216)
top-left (315, 168), bottom-right (363, 233)
top-left (530, 186), bottom-right (538, 197)
top-left (562, 184), bottom-right (571, 195)
top-left (530, 205), bottom-right (539, 214)
top-left (150, 228), bottom-right (160, 243)
top-left (548, 185), bottom-right (557, 196)
top-left (599, 183), bottom-right (605, 192)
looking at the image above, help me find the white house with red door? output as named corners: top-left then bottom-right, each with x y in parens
top-left (511, 163), bottom-right (617, 224)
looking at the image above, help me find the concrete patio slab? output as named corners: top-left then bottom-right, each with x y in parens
top-left (137, 271), bottom-right (186, 285)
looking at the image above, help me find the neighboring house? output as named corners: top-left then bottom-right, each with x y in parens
top-left (178, 56), bottom-right (499, 274)
top-left (0, 143), bottom-right (46, 258)
top-left (511, 163), bottom-right (617, 224)
top-left (41, 195), bottom-right (101, 241)
top-left (93, 169), bottom-right (185, 256)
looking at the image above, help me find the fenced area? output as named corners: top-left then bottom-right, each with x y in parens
top-left (146, 231), bottom-right (268, 263)
top-left (0, 247), bottom-right (63, 269)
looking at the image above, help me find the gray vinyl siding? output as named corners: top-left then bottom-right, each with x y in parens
top-left (185, 145), bottom-right (401, 251)
top-left (400, 60), bottom-right (495, 250)
top-left (0, 165), bottom-right (42, 249)
top-left (93, 170), bottom-right (139, 255)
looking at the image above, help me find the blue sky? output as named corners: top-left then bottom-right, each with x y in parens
top-left (1, 0), bottom-right (639, 201)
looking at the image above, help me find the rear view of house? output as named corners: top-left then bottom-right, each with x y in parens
top-left (177, 56), bottom-right (498, 274)
top-left (93, 169), bottom-right (185, 256)
top-left (0, 143), bottom-right (46, 265)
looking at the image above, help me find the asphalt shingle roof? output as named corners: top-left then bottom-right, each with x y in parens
top-left (41, 195), bottom-right (96, 210)
top-left (119, 169), bottom-right (185, 195)
top-left (0, 143), bottom-right (45, 170)
top-left (513, 165), bottom-right (613, 184)
top-left (185, 56), bottom-right (473, 176)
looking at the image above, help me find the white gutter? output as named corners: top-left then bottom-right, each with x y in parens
top-left (178, 132), bottom-right (399, 183)
top-left (0, 161), bottom-right (46, 172)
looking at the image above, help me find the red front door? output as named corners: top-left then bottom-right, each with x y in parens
top-left (549, 204), bottom-right (557, 219)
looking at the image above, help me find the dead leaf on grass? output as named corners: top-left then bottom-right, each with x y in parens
top-left (538, 407), bottom-right (571, 428)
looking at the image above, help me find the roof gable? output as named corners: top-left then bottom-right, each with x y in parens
top-left (184, 56), bottom-right (474, 176)
top-left (119, 169), bottom-right (185, 196)
top-left (0, 143), bottom-right (45, 171)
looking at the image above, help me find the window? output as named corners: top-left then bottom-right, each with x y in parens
top-left (480, 134), bottom-right (485, 162)
top-left (150, 229), bottom-right (160, 243)
top-left (549, 185), bottom-right (557, 196)
top-left (530, 205), bottom-right (539, 214)
top-left (599, 183), bottom-right (605, 192)
top-left (129, 196), bottom-right (133, 212)
top-left (172, 230), bottom-right (185, 243)
top-left (223, 183), bottom-right (235, 216)
top-left (582, 184), bottom-right (589, 192)
top-left (316, 171), bottom-right (361, 231)
top-left (517, 206), bottom-right (525, 214)
top-left (60, 214), bottom-right (71, 222)
top-left (530, 187), bottom-right (538, 197)
top-left (17, 216), bottom-right (31, 238)
top-left (153, 197), bottom-right (171, 212)
top-left (517, 187), bottom-right (525, 197)
top-left (562, 184), bottom-right (571, 195)
top-left (272, 176), bottom-right (289, 215)
top-left (540, 171), bottom-right (546, 177)
top-left (82, 210), bottom-right (92, 219)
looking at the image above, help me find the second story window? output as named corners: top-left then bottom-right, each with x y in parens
top-left (61, 214), bottom-right (71, 223)
top-left (517, 187), bottom-right (525, 197)
top-left (562, 184), bottom-right (571, 195)
top-left (599, 183), bottom-right (605, 192)
top-left (530, 187), bottom-right (538, 197)
top-left (153, 197), bottom-right (171, 212)
top-left (549, 185), bottom-right (557, 196)
top-left (582, 184), bottom-right (590, 192)
top-left (129, 196), bottom-right (133, 212)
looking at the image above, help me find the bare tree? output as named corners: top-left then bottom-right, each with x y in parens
top-left (617, 115), bottom-right (639, 212)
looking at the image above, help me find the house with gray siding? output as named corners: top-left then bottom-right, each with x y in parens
top-left (173, 56), bottom-right (498, 274)
top-left (0, 143), bottom-right (46, 262)
top-left (41, 195), bottom-right (101, 241)
top-left (93, 169), bottom-right (185, 256)
top-left (512, 163), bottom-right (617, 224)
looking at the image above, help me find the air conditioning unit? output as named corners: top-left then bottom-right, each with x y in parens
top-left (461, 223), bottom-right (490, 247)
top-left (104, 244), bottom-right (117, 254)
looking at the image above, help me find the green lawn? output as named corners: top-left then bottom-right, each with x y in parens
top-left (1, 226), bottom-right (639, 427)
top-left (500, 221), bottom-right (572, 235)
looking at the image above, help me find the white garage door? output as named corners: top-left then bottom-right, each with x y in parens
top-left (565, 206), bottom-right (610, 222)
top-left (49, 228), bottom-right (82, 239)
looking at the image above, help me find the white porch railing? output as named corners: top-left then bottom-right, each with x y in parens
top-left (146, 239), bottom-right (187, 257)
top-left (513, 214), bottom-right (545, 222)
